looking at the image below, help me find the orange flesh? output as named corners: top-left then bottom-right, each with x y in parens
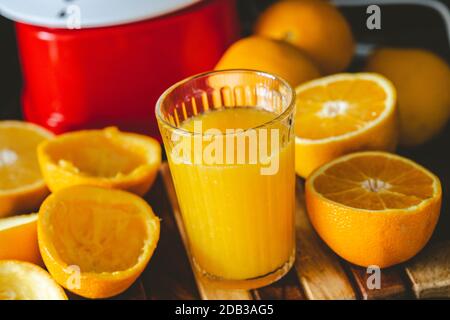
top-left (313, 154), bottom-right (434, 210)
top-left (46, 197), bottom-right (149, 272)
top-left (0, 127), bottom-right (47, 190)
top-left (0, 261), bottom-right (66, 300)
top-left (296, 79), bottom-right (387, 139)
top-left (45, 134), bottom-right (147, 178)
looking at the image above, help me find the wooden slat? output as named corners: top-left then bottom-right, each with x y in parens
top-left (254, 270), bottom-right (305, 300)
top-left (143, 174), bottom-right (200, 300)
top-left (160, 164), bottom-right (253, 300)
top-left (112, 281), bottom-right (147, 300)
top-left (348, 266), bottom-right (408, 300)
top-left (405, 240), bottom-right (450, 299)
top-left (294, 180), bottom-right (357, 300)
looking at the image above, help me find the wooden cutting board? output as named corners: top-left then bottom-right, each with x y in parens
top-left (159, 163), bottom-right (450, 300)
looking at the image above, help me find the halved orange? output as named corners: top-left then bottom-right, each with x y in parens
top-left (305, 151), bottom-right (442, 268)
top-left (38, 185), bottom-right (160, 299)
top-left (0, 213), bottom-right (42, 265)
top-left (0, 260), bottom-right (67, 300)
top-left (295, 73), bottom-right (398, 178)
top-left (37, 127), bottom-right (161, 196)
top-left (0, 121), bottom-right (53, 217)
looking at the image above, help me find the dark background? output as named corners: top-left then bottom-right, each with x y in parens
top-left (1, 0), bottom-right (449, 117)
top-left (1, 0), bottom-right (449, 115)
top-left (0, 0), bottom-right (449, 238)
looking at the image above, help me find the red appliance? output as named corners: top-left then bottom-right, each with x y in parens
top-left (0, 0), bottom-right (239, 137)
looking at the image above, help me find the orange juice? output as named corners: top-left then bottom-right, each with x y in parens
top-left (167, 107), bottom-right (295, 282)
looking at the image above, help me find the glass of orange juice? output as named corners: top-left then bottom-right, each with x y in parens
top-left (156, 70), bottom-right (296, 289)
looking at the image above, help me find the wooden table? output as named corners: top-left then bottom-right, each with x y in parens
top-left (126, 158), bottom-right (450, 300)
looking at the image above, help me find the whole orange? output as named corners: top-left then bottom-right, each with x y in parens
top-left (365, 48), bottom-right (450, 146)
top-left (215, 35), bottom-right (320, 87)
top-left (255, 0), bottom-right (354, 74)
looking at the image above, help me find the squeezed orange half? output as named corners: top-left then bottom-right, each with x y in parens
top-left (38, 185), bottom-right (160, 298)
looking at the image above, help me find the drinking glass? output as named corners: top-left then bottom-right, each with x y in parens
top-left (156, 70), bottom-right (296, 289)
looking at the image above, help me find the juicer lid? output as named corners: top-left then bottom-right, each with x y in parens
top-left (0, 0), bottom-right (201, 28)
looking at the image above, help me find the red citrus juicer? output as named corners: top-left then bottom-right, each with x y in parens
top-left (0, 0), bottom-right (239, 137)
